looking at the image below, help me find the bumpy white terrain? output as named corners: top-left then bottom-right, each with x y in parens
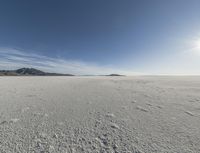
top-left (0, 76), bottom-right (200, 153)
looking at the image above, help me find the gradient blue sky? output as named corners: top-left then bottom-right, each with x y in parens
top-left (0, 0), bottom-right (200, 75)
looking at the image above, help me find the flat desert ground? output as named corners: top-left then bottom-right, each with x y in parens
top-left (0, 76), bottom-right (200, 153)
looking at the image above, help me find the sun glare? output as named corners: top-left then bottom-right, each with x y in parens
top-left (191, 38), bottom-right (200, 55)
top-left (194, 39), bottom-right (200, 50)
top-left (195, 39), bottom-right (200, 48)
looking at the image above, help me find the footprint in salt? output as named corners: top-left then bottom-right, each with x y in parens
top-left (110, 123), bottom-right (120, 129)
top-left (146, 103), bottom-right (153, 106)
top-left (185, 111), bottom-right (195, 116)
top-left (0, 120), bottom-right (7, 125)
top-left (136, 106), bottom-right (148, 112)
top-left (157, 105), bottom-right (163, 109)
top-left (131, 100), bottom-right (136, 104)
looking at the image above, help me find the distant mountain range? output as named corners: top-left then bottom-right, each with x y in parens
top-left (0, 68), bottom-right (125, 76)
top-left (0, 68), bottom-right (74, 76)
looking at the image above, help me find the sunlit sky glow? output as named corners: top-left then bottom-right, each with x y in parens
top-left (192, 38), bottom-right (200, 53)
top-left (0, 0), bottom-right (200, 75)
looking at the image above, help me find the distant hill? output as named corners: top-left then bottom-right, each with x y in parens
top-left (0, 68), bottom-right (74, 76)
top-left (107, 74), bottom-right (125, 76)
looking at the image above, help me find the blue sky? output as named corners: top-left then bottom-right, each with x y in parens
top-left (0, 0), bottom-right (200, 75)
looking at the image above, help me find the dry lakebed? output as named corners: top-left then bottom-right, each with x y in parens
top-left (0, 76), bottom-right (200, 153)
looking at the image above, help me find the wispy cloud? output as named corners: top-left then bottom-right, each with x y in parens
top-left (0, 48), bottom-right (139, 75)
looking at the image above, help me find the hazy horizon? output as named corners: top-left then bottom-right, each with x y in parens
top-left (1, 0), bottom-right (200, 75)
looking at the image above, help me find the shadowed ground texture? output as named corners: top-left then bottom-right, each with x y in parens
top-left (0, 76), bottom-right (200, 153)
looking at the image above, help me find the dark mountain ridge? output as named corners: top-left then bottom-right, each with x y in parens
top-left (0, 68), bottom-right (74, 76)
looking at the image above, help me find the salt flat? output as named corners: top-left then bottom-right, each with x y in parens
top-left (0, 76), bottom-right (200, 153)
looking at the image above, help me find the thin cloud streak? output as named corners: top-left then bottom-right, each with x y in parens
top-left (0, 48), bottom-right (139, 75)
